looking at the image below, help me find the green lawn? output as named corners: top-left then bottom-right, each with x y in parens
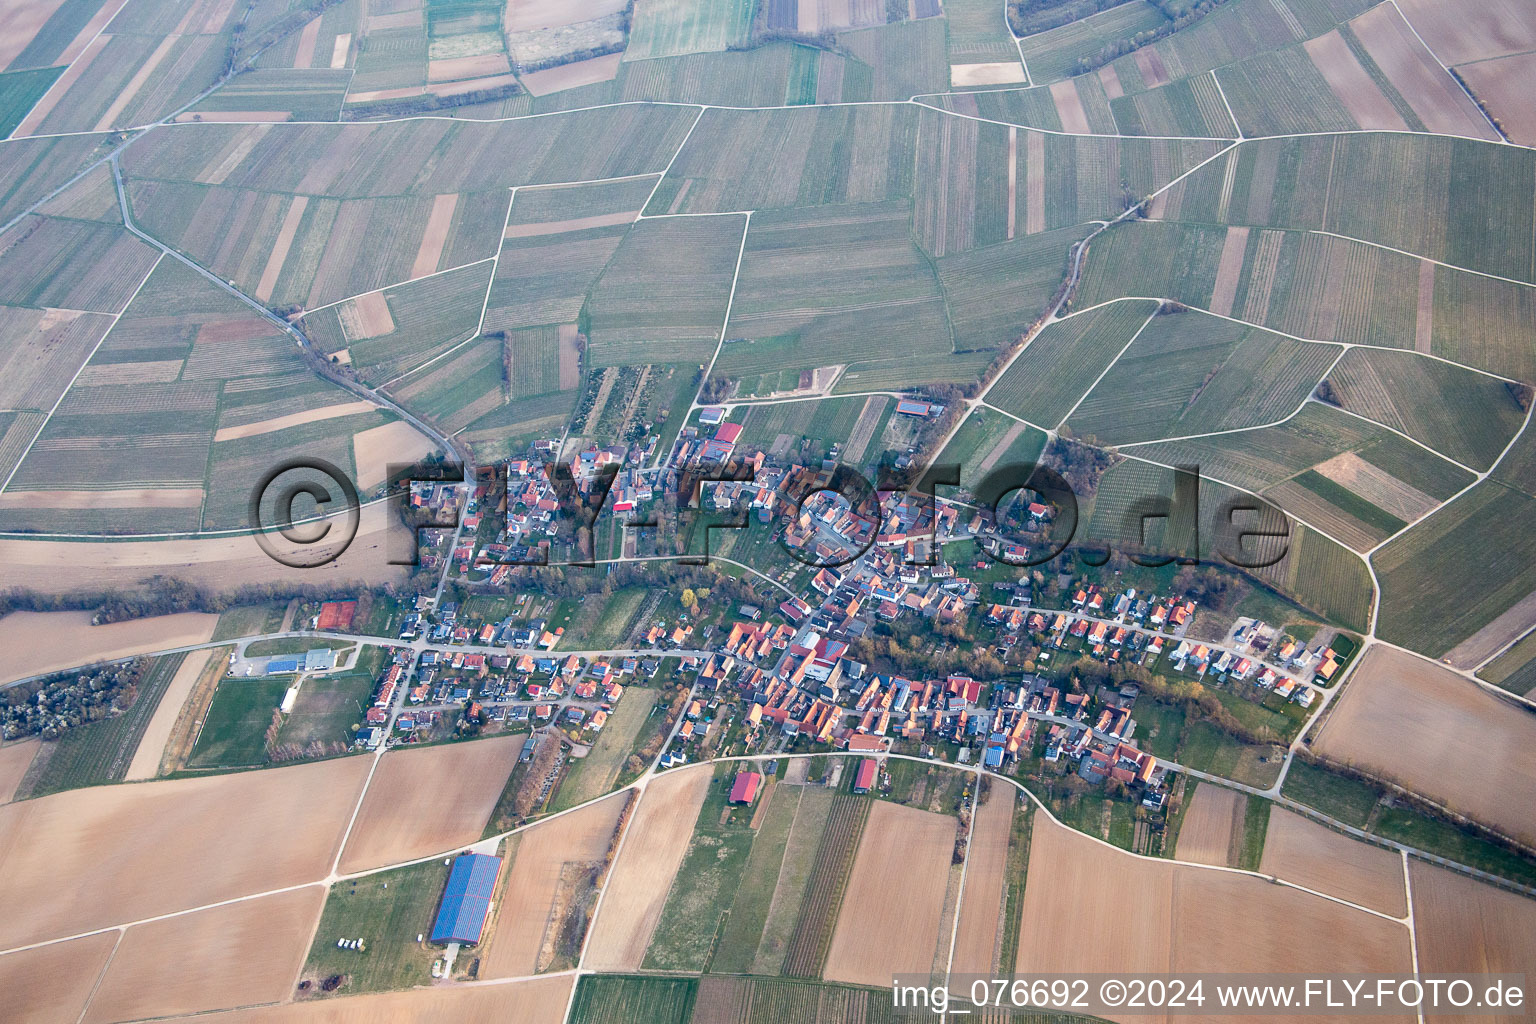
top-left (276, 673), bottom-right (374, 751)
top-left (301, 860), bottom-right (451, 995)
top-left (212, 602), bottom-right (284, 641)
top-left (550, 687), bottom-right (661, 812)
top-left (187, 678), bottom-right (289, 767)
top-left (244, 637), bottom-right (357, 658)
top-left (1280, 758), bottom-right (1381, 828)
top-left (1238, 796), bottom-right (1272, 871)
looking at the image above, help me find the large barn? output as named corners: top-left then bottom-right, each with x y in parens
top-left (430, 853), bottom-right (502, 946)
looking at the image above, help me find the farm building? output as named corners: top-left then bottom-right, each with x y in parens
top-left (728, 770), bottom-right (762, 804)
top-left (895, 399), bottom-right (934, 417)
top-left (853, 758), bottom-right (878, 793)
top-left (430, 853), bottom-right (502, 945)
top-left (699, 406), bottom-right (726, 425)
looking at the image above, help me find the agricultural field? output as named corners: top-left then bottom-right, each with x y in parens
top-left (0, 65), bottom-right (61, 136)
top-left (301, 859), bottom-right (453, 995)
top-left (914, 110), bottom-right (1224, 247)
top-left (950, 781), bottom-right (1016, 974)
top-left (625, 0), bottom-right (755, 59)
top-left (0, 608), bottom-right (216, 685)
top-left (1065, 309), bottom-right (1340, 446)
top-left (938, 406), bottom-right (1048, 493)
top-left (645, 105), bottom-right (918, 215)
top-left (84, 886), bottom-right (325, 1022)
top-left (988, 298), bottom-right (1159, 427)
top-left (1017, 2), bottom-right (1171, 83)
top-left (584, 762), bottom-right (713, 970)
top-left (1172, 780), bottom-right (1245, 867)
top-left (1478, 629), bottom-right (1536, 698)
top-left (1320, 347), bottom-right (1526, 471)
top-left (0, 754), bottom-right (370, 949)
top-left (338, 734), bottom-right (527, 872)
top-left (481, 792), bottom-right (629, 977)
top-left (585, 214), bottom-right (746, 367)
top-left (822, 799), bottom-right (958, 985)
top-left (1312, 644), bottom-right (1536, 848)
top-left (0, 931), bottom-right (118, 1024)
top-left (14, 652), bottom-right (188, 799)
top-left (1015, 813), bottom-right (1413, 978)
top-left (569, 975), bottom-right (698, 1024)
top-left (1408, 861), bottom-right (1536, 1024)
top-left (643, 763), bottom-right (764, 971)
top-left (1374, 480), bottom-right (1536, 656)
top-left (1259, 807), bottom-right (1407, 915)
top-left (716, 202), bottom-right (949, 385)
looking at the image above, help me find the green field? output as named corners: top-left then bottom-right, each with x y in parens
top-left (1017, 1), bottom-right (1170, 82)
top-left (1066, 310), bottom-right (1339, 445)
top-left (643, 763), bottom-right (761, 970)
top-left (0, 65), bottom-right (63, 136)
top-left (624, 0), bottom-right (755, 60)
top-left (1237, 794), bottom-right (1271, 871)
top-left (187, 677), bottom-right (290, 768)
top-left (1478, 630), bottom-right (1536, 697)
top-left (19, 654), bottom-right (187, 798)
top-left (988, 299), bottom-right (1156, 427)
top-left (586, 215), bottom-right (744, 367)
top-left (716, 202), bottom-right (950, 384)
top-left (1324, 347), bottom-right (1527, 472)
top-left (302, 261), bottom-right (494, 385)
top-left (550, 687), bottom-right (662, 811)
top-left (569, 975), bottom-right (697, 1024)
top-left (1374, 481), bottom-right (1536, 655)
top-left (301, 859), bottom-right (452, 994)
top-left (189, 68), bottom-right (351, 120)
top-left (645, 105), bottom-right (918, 216)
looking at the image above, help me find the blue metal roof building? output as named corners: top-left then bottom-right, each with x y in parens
top-left (430, 853), bottom-right (502, 945)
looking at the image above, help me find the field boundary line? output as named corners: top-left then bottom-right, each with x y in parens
top-left (0, 251), bottom-right (165, 494)
top-left (682, 210), bottom-right (752, 418)
top-left (910, 97), bottom-right (1236, 142)
top-left (1308, 228), bottom-right (1536, 289)
top-left (71, 926), bottom-right (123, 1024)
top-left (1365, 396), bottom-right (1535, 559)
top-left (1053, 305), bottom-right (1160, 430)
top-left (299, 256), bottom-right (496, 318)
top-left (475, 186), bottom-right (521, 338)
top-left (1209, 68), bottom-right (1242, 138)
top-left (1320, 402), bottom-right (1482, 475)
top-left (1117, 448), bottom-right (1378, 561)
top-left (1401, 850), bottom-right (1427, 1024)
top-left (1386, 0), bottom-right (1505, 142)
top-left (1002, 0), bottom-right (1033, 87)
top-left (638, 104), bottom-right (705, 219)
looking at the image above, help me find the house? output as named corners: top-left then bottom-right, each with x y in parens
top-left (729, 771), bottom-right (763, 804)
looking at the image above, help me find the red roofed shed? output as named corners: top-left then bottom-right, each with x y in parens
top-left (729, 770), bottom-right (762, 804)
